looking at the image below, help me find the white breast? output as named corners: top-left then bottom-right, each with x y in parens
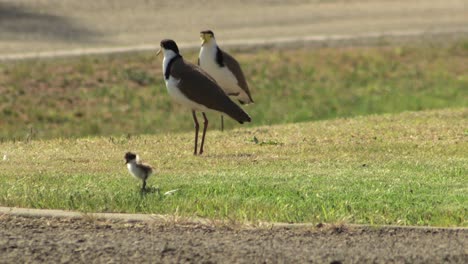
top-left (127, 163), bottom-right (146, 181)
top-left (199, 47), bottom-right (244, 96)
top-left (162, 51), bottom-right (210, 112)
top-left (165, 76), bottom-right (209, 112)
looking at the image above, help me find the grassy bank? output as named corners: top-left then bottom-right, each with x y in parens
top-left (0, 108), bottom-right (466, 226)
top-left (0, 40), bottom-right (467, 140)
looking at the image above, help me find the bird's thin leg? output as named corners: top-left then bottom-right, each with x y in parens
top-left (221, 115), bottom-right (224, 132)
top-left (192, 111), bottom-right (200, 155)
top-left (199, 112), bottom-right (209, 155)
top-left (142, 180), bottom-right (146, 191)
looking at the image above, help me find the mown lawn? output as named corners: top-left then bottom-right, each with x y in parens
top-left (0, 40), bottom-right (466, 140)
top-left (0, 108), bottom-right (466, 227)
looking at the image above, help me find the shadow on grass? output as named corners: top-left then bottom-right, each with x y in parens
top-left (140, 186), bottom-right (161, 196)
top-left (204, 153), bottom-right (254, 159)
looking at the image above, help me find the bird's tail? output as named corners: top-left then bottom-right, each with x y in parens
top-left (223, 99), bottom-right (251, 124)
top-left (237, 91), bottom-right (254, 105)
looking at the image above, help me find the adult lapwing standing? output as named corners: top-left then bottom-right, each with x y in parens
top-left (156, 39), bottom-right (251, 155)
top-left (198, 30), bottom-right (254, 131)
top-left (124, 152), bottom-right (153, 191)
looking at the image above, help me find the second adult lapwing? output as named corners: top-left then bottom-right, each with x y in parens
top-left (156, 39), bottom-right (251, 155)
top-left (198, 30), bottom-right (254, 131)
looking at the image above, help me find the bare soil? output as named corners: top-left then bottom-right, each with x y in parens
top-left (0, 215), bottom-right (466, 263)
top-left (1, 0), bottom-right (467, 55)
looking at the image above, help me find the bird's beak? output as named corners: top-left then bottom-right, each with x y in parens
top-left (125, 160), bottom-right (129, 164)
top-left (200, 35), bottom-right (207, 46)
top-left (156, 49), bottom-right (161, 56)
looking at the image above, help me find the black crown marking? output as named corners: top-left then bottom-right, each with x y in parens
top-left (125, 152), bottom-right (137, 161)
top-left (200, 30), bottom-right (215, 37)
top-left (160, 39), bottom-right (179, 54)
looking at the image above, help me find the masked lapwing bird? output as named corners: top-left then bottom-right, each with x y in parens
top-left (157, 39), bottom-right (251, 155)
top-left (124, 152), bottom-right (153, 191)
top-left (199, 30), bottom-right (254, 131)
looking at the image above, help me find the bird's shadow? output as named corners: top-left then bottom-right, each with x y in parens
top-left (140, 186), bottom-right (161, 196)
top-left (204, 153), bottom-right (254, 159)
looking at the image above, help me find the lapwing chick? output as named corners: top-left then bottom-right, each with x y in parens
top-left (199, 30), bottom-right (254, 131)
top-left (156, 39), bottom-right (251, 155)
top-left (124, 152), bottom-right (153, 191)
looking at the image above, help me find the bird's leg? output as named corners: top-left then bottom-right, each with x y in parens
top-left (142, 180), bottom-right (147, 191)
top-left (192, 111), bottom-right (200, 155)
top-left (199, 112), bottom-right (209, 155)
top-left (221, 115), bottom-right (224, 132)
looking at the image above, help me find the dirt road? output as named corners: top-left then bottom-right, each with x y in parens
top-left (0, 215), bottom-right (466, 263)
top-left (1, 0), bottom-right (467, 57)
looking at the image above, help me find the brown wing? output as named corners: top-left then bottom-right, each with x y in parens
top-left (139, 163), bottom-right (153, 175)
top-left (170, 58), bottom-right (251, 123)
top-left (222, 50), bottom-right (254, 102)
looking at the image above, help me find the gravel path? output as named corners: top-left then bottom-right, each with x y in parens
top-left (0, 215), bottom-right (466, 263)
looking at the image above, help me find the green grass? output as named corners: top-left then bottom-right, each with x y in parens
top-left (0, 108), bottom-right (466, 227)
top-left (0, 40), bottom-right (467, 140)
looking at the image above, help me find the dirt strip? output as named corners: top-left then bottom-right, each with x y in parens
top-left (2, 0), bottom-right (467, 60)
top-left (0, 208), bottom-right (467, 263)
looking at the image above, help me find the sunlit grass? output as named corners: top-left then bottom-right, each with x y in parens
top-left (0, 40), bottom-right (467, 140)
top-left (0, 108), bottom-right (466, 227)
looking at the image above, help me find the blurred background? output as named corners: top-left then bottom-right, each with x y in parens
top-left (1, 0), bottom-right (467, 56)
top-left (0, 0), bottom-right (467, 140)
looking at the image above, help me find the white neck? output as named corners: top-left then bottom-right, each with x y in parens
top-left (127, 159), bottom-right (137, 166)
top-left (200, 39), bottom-right (218, 57)
top-left (162, 50), bottom-right (179, 75)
